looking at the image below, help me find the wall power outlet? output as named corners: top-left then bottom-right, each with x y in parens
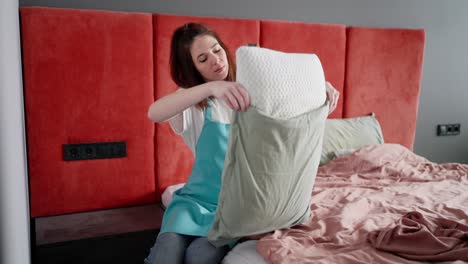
top-left (437, 124), bottom-right (461, 136)
top-left (63, 141), bottom-right (126, 161)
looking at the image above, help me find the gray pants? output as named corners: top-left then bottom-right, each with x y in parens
top-left (144, 232), bottom-right (230, 264)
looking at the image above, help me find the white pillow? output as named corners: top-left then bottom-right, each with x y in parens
top-left (222, 240), bottom-right (266, 264)
top-left (236, 46), bottom-right (326, 119)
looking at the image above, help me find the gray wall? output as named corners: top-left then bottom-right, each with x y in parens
top-left (1, 0), bottom-right (31, 263)
top-left (19, 0), bottom-right (468, 163)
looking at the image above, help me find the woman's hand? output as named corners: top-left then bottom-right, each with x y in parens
top-left (326, 81), bottom-right (340, 115)
top-left (208, 81), bottom-right (250, 112)
top-left (147, 81), bottom-right (250, 123)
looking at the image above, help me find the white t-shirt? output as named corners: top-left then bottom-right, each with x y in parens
top-left (168, 97), bottom-right (233, 156)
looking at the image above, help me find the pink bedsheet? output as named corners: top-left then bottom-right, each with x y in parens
top-left (257, 144), bottom-right (468, 264)
top-left (368, 211), bottom-right (468, 261)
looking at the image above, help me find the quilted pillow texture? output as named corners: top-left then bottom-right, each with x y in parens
top-left (208, 47), bottom-right (329, 247)
top-left (235, 46), bottom-right (326, 119)
top-left (320, 114), bottom-right (384, 165)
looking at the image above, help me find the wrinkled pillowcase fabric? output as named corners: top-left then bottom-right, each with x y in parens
top-left (208, 47), bottom-right (328, 247)
top-left (208, 103), bottom-right (328, 247)
top-left (235, 46), bottom-right (326, 119)
top-left (320, 114), bottom-right (384, 165)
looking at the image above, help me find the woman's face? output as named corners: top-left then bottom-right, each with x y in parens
top-left (190, 35), bottom-right (229, 82)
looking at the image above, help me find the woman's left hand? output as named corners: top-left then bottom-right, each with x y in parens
top-left (326, 81), bottom-right (340, 115)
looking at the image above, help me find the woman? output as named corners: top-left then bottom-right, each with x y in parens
top-left (145, 22), bottom-right (339, 264)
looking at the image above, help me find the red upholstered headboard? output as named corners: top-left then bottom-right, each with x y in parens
top-left (20, 7), bottom-right (425, 217)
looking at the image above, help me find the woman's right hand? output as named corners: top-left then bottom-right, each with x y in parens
top-left (207, 81), bottom-right (250, 112)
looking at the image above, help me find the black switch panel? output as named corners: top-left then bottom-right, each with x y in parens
top-left (437, 124), bottom-right (461, 136)
top-left (63, 142), bottom-right (126, 161)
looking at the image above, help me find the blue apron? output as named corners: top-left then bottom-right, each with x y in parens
top-left (159, 104), bottom-right (230, 236)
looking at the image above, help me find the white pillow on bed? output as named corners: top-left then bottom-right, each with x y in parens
top-left (222, 240), bottom-right (267, 264)
top-left (236, 46), bottom-right (326, 119)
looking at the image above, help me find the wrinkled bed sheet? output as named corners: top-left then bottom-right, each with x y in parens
top-left (368, 211), bottom-right (468, 262)
top-left (257, 144), bottom-right (468, 264)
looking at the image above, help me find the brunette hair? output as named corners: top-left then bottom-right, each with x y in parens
top-left (170, 23), bottom-right (236, 108)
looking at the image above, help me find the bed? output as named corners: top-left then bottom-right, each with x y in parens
top-left (162, 144), bottom-right (468, 264)
top-left (153, 11), bottom-right (468, 264)
top-left (19, 6), bottom-right (468, 264)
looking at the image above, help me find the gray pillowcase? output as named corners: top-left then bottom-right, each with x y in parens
top-left (320, 114), bottom-right (384, 165)
top-left (208, 102), bottom-right (329, 247)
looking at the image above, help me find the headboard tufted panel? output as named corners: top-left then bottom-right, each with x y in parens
top-left (20, 7), bottom-right (156, 217)
top-left (344, 27), bottom-right (425, 150)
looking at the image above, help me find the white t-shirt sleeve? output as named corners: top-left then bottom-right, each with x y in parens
top-left (167, 88), bottom-right (187, 134)
top-left (168, 112), bottom-right (184, 134)
top-left (168, 105), bottom-right (204, 155)
top-left (166, 95), bottom-right (232, 156)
